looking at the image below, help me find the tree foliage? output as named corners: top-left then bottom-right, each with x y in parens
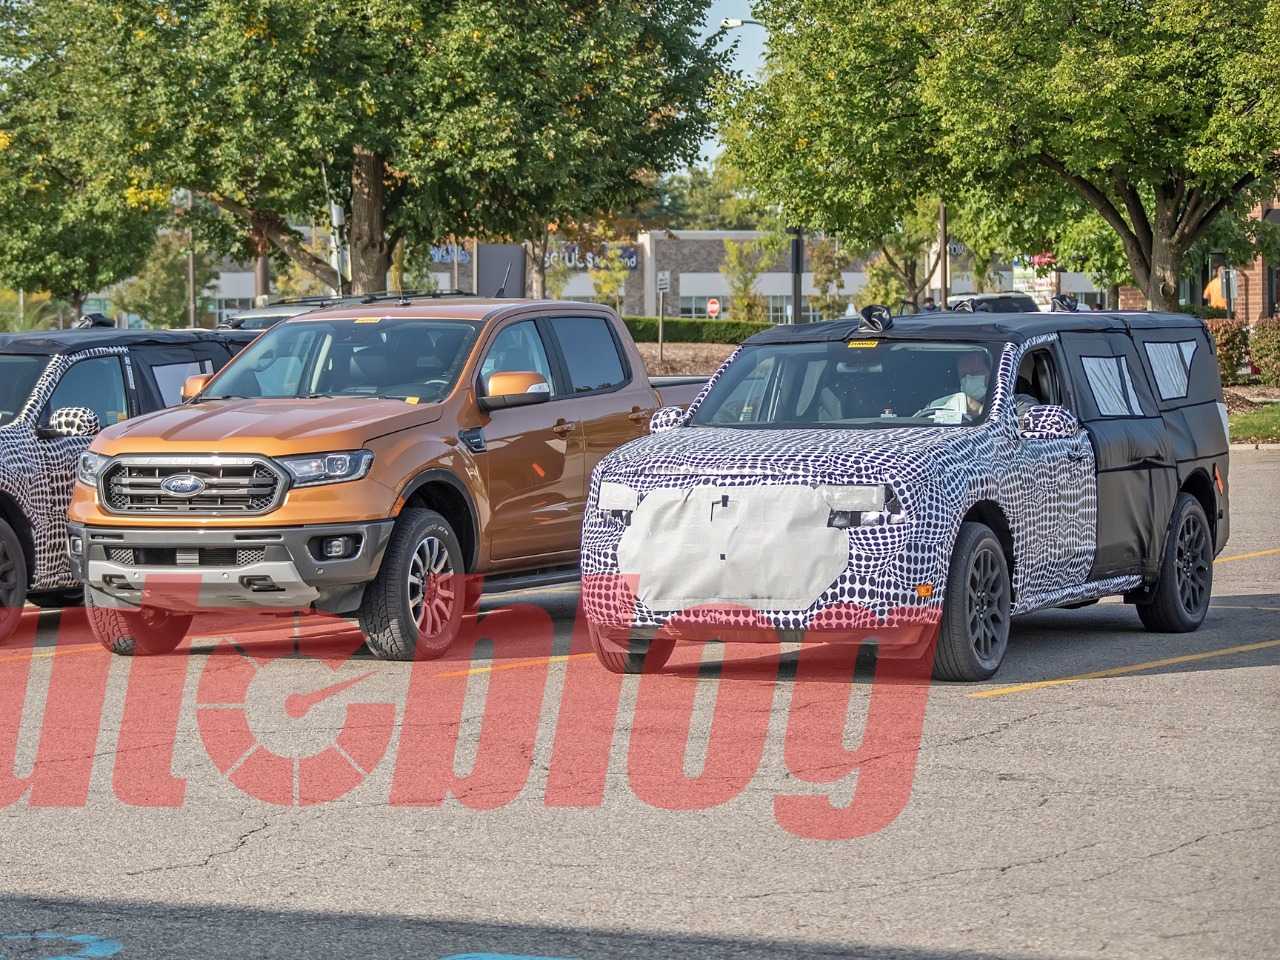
top-left (721, 236), bottom-right (781, 323)
top-left (723, 0), bottom-right (1280, 310)
top-left (28, 0), bottom-right (726, 295)
top-left (114, 232), bottom-right (218, 328)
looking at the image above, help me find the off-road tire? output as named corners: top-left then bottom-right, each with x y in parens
top-left (1137, 493), bottom-right (1213, 633)
top-left (27, 588), bottom-right (84, 609)
top-left (933, 521), bottom-right (1012, 682)
top-left (0, 518), bottom-right (27, 641)
top-left (84, 586), bottom-right (191, 656)
top-left (358, 508), bottom-right (464, 661)
top-left (588, 621), bottom-right (676, 674)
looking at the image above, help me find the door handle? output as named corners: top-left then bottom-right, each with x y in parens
top-left (627, 407), bottom-right (649, 423)
top-left (552, 419), bottom-right (576, 436)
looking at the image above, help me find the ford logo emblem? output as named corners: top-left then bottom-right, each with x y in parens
top-left (160, 473), bottom-right (206, 498)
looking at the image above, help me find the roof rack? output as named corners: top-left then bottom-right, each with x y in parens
top-left (354, 289), bottom-right (476, 305)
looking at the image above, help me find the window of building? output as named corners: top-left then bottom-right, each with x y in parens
top-left (1080, 355), bottom-right (1145, 417)
top-left (680, 296), bottom-right (729, 319)
top-left (548, 316), bottom-right (628, 393)
top-left (47, 356), bottom-right (129, 427)
top-left (766, 295), bottom-right (822, 323)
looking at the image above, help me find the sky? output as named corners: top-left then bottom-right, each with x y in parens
top-left (700, 0), bottom-right (767, 161)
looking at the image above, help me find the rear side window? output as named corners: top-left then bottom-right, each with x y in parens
top-left (1143, 340), bottom-right (1197, 400)
top-left (152, 359), bottom-right (214, 406)
top-left (548, 316), bottom-right (627, 393)
top-left (1080, 355), bottom-right (1145, 417)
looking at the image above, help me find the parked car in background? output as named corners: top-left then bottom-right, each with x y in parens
top-left (68, 299), bottom-right (706, 658)
top-left (582, 310), bottom-right (1228, 680)
top-left (0, 329), bottom-right (253, 634)
top-left (217, 296), bottom-right (338, 331)
top-left (947, 292), bottom-right (1042, 313)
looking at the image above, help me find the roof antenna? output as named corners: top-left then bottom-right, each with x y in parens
top-left (493, 259), bottom-right (513, 298)
top-left (858, 304), bottom-right (893, 331)
top-left (1050, 293), bottom-right (1079, 312)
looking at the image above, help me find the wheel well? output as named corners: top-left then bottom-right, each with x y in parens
top-left (1180, 469), bottom-right (1216, 543)
top-left (404, 480), bottom-right (476, 570)
top-left (962, 500), bottom-right (1016, 601)
top-left (0, 491), bottom-right (33, 588)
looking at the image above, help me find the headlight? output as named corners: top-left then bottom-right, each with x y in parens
top-left (76, 451), bottom-right (108, 487)
top-left (277, 450), bottom-right (373, 487)
top-left (596, 481), bottom-right (638, 524)
top-left (826, 484), bottom-right (906, 528)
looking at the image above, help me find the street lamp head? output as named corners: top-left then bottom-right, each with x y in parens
top-left (720, 17), bottom-right (746, 28)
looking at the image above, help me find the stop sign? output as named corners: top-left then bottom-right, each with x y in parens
top-left (706, 297), bottom-right (721, 318)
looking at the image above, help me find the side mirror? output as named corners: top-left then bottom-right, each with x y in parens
top-left (479, 371), bottom-right (551, 411)
top-left (1018, 404), bottom-right (1080, 440)
top-left (181, 373), bottom-right (213, 402)
top-left (649, 406), bottom-right (686, 433)
top-left (44, 406), bottom-right (101, 438)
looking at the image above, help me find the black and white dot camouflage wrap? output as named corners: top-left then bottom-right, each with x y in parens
top-left (0, 347), bottom-right (128, 591)
top-left (1017, 404), bottom-right (1079, 440)
top-left (582, 333), bottom-right (1142, 635)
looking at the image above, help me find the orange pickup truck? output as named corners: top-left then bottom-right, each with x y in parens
top-left (67, 297), bottom-right (705, 659)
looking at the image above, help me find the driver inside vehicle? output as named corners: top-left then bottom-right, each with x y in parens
top-left (917, 348), bottom-right (991, 421)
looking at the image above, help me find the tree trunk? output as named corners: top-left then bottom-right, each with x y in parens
top-left (349, 145), bottom-right (392, 295)
top-left (389, 236), bottom-right (405, 293)
top-left (1146, 195), bottom-right (1183, 311)
top-left (252, 224), bottom-right (271, 300)
top-left (524, 230), bottom-right (548, 298)
top-left (69, 292), bottom-right (86, 320)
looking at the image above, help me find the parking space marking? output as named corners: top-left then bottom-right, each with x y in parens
top-left (969, 638), bottom-right (1280, 699)
top-left (1214, 546), bottom-right (1280, 563)
top-left (435, 652), bottom-right (596, 679)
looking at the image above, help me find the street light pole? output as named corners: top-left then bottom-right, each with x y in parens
top-left (788, 226), bottom-right (805, 324)
top-left (938, 201), bottom-right (949, 307)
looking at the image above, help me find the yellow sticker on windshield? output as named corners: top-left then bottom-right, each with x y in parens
top-left (404, 396), bottom-right (420, 405)
top-left (354, 317), bottom-right (381, 324)
top-left (847, 339), bottom-right (878, 348)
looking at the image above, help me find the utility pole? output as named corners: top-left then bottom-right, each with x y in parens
top-left (788, 226), bottom-right (805, 324)
top-left (938, 201), bottom-right (950, 306)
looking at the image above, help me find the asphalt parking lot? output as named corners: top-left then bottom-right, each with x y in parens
top-left (0, 450), bottom-right (1277, 960)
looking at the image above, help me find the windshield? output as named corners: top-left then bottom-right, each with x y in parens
top-left (0, 355), bottom-right (50, 427)
top-left (690, 339), bottom-right (1000, 429)
top-left (204, 318), bottom-right (481, 403)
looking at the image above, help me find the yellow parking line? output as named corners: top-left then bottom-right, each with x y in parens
top-left (435, 652), bottom-right (595, 679)
top-left (1215, 546), bottom-right (1280, 564)
top-left (969, 638), bottom-right (1280, 699)
top-left (0, 644), bottom-right (102, 666)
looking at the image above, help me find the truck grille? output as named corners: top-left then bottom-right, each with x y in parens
top-left (106, 546), bottom-right (268, 566)
top-left (99, 456), bottom-right (287, 515)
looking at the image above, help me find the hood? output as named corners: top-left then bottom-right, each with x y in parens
top-left (95, 397), bottom-right (444, 455)
top-left (599, 425), bottom-right (977, 485)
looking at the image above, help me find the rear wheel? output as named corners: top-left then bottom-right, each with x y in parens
top-left (0, 518), bottom-right (26, 641)
top-left (85, 586), bottom-right (191, 656)
top-left (933, 522), bottom-right (1011, 682)
top-left (358, 508), bottom-right (464, 661)
top-left (1137, 493), bottom-right (1213, 633)
top-left (588, 621), bottom-right (676, 674)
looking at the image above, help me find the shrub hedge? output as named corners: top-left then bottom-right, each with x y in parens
top-left (1205, 317), bottom-right (1250, 385)
top-left (1250, 316), bottom-right (1280, 387)
top-left (623, 316), bottom-right (772, 344)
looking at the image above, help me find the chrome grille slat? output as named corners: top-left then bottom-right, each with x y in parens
top-left (100, 456), bottom-right (287, 516)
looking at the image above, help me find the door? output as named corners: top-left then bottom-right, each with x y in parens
top-left (478, 319), bottom-right (586, 563)
top-left (543, 314), bottom-right (651, 478)
top-left (1009, 342), bottom-right (1093, 590)
top-left (1060, 332), bottom-right (1177, 580)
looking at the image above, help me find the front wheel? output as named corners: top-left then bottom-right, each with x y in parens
top-left (933, 522), bottom-right (1011, 682)
top-left (1137, 493), bottom-right (1213, 633)
top-left (85, 586), bottom-right (191, 656)
top-left (0, 518), bottom-right (27, 641)
top-left (358, 508), bottom-right (464, 661)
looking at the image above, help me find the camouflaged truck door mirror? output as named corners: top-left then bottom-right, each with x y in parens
top-left (45, 406), bottom-right (101, 438)
top-left (649, 406), bottom-right (685, 433)
top-left (1018, 404), bottom-right (1080, 440)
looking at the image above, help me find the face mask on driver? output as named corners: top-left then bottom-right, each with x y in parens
top-left (960, 373), bottom-right (987, 402)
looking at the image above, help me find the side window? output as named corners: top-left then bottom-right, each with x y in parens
top-left (1080, 355), bottom-right (1145, 417)
top-left (48, 356), bottom-right (129, 427)
top-left (547, 316), bottom-right (628, 394)
top-left (1015, 348), bottom-right (1066, 408)
top-left (151, 359), bottom-right (214, 407)
top-left (480, 321), bottom-right (555, 395)
top-left (1143, 340), bottom-right (1197, 400)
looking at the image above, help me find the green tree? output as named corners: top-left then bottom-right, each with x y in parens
top-left (36, 1), bottom-right (725, 296)
top-left (723, 0), bottom-right (1280, 311)
top-left (544, 256), bottom-right (573, 300)
top-left (589, 248), bottom-right (630, 312)
top-left (721, 236), bottom-right (780, 323)
top-left (114, 233), bottom-right (218, 328)
top-left (808, 236), bottom-right (849, 319)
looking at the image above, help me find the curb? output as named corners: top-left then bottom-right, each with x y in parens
top-left (1229, 443), bottom-right (1280, 451)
